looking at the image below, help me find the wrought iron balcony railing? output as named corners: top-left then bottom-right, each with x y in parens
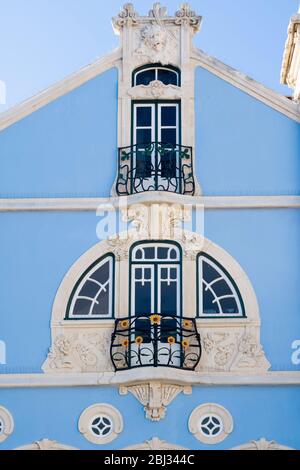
top-left (110, 314), bottom-right (201, 371)
top-left (116, 142), bottom-right (195, 196)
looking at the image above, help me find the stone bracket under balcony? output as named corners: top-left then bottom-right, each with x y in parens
top-left (119, 381), bottom-right (192, 422)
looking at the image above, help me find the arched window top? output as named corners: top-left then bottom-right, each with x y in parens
top-left (198, 253), bottom-right (245, 318)
top-left (133, 64), bottom-right (180, 87)
top-left (131, 242), bottom-right (181, 262)
top-left (66, 254), bottom-right (115, 320)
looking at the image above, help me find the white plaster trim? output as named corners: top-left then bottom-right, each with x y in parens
top-left (189, 403), bottom-right (233, 445)
top-left (1, 195), bottom-right (300, 212)
top-left (0, 406), bottom-right (14, 443)
top-left (192, 48), bottom-right (300, 122)
top-left (1, 371), bottom-right (300, 388)
top-left (78, 403), bottom-right (123, 445)
top-left (0, 49), bottom-right (121, 132)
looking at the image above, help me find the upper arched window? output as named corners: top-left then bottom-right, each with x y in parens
top-left (66, 254), bottom-right (115, 319)
top-left (133, 64), bottom-right (180, 87)
top-left (197, 254), bottom-right (245, 318)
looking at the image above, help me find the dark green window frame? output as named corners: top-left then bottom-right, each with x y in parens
top-left (65, 253), bottom-right (115, 320)
top-left (196, 252), bottom-right (246, 319)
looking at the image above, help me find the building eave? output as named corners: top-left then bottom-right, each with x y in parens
top-left (192, 47), bottom-right (300, 123)
top-left (0, 48), bottom-right (121, 132)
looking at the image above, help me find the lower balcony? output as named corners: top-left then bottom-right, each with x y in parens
top-left (116, 142), bottom-right (195, 196)
top-left (110, 314), bottom-right (201, 371)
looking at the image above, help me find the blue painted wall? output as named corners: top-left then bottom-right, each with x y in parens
top-left (0, 386), bottom-right (299, 450)
top-left (0, 68), bottom-right (118, 198)
top-left (0, 208), bottom-right (299, 373)
top-left (195, 67), bottom-right (300, 196)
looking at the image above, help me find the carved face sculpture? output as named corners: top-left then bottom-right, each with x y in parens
top-left (142, 24), bottom-right (167, 52)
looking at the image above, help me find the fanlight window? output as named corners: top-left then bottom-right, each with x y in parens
top-left (132, 243), bottom-right (180, 262)
top-left (198, 254), bottom-right (245, 318)
top-left (133, 65), bottom-right (180, 87)
top-left (66, 255), bottom-right (114, 319)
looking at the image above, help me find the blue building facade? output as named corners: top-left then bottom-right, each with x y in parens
top-left (0, 3), bottom-right (299, 451)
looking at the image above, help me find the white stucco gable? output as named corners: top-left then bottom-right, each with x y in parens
top-left (0, 2), bottom-right (299, 134)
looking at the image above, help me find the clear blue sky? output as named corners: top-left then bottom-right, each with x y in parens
top-left (0, 0), bottom-right (299, 111)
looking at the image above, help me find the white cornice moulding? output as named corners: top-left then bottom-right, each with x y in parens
top-left (1, 195), bottom-right (300, 212)
top-left (192, 48), bottom-right (300, 122)
top-left (0, 371), bottom-right (300, 388)
top-left (0, 49), bottom-right (122, 132)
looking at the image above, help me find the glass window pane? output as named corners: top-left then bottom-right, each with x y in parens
top-left (203, 287), bottom-right (219, 314)
top-left (136, 151), bottom-right (152, 178)
top-left (160, 318), bottom-right (177, 343)
top-left (72, 299), bottom-right (93, 316)
top-left (157, 69), bottom-right (178, 85)
top-left (202, 261), bottom-right (220, 283)
top-left (161, 152), bottom-right (177, 178)
top-left (136, 107), bottom-right (152, 127)
top-left (212, 279), bottom-right (232, 297)
top-left (160, 281), bottom-right (177, 315)
top-left (79, 279), bottom-right (101, 299)
top-left (135, 282), bottom-right (152, 316)
top-left (143, 247), bottom-right (155, 259)
top-left (92, 288), bottom-right (109, 316)
top-left (220, 297), bottom-right (239, 314)
top-left (136, 69), bottom-right (156, 86)
top-left (136, 129), bottom-right (152, 145)
top-left (157, 247), bottom-right (169, 259)
top-left (135, 318), bottom-right (151, 343)
top-left (160, 128), bottom-right (177, 145)
top-left (161, 106), bottom-right (177, 126)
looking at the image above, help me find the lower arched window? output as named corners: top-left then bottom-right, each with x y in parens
top-left (197, 253), bottom-right (245, 318)
top-left (66, 254), bottom-right (115, 319)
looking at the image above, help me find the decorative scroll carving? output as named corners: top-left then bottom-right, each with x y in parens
top-left (16, 439), bottom-right (77, 450)
top-left (199, 329), bottom-right (271, 372)
top-left (119, 382), bottom-right (192, 421)
top-left (124, 437), bottom-right (187, 450)
top-left (128, 80), bottom-right (182, 100)
top-left (175, 3), bottom-right (202, 31)
top-left (232, 438), bottom-right (293, 451)
top-left (43, 330), bottom-right (113, 373)
top-left (113, 3), bottom-right (139, 31)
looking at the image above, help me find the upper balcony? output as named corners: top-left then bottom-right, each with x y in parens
top-left (116, 142), bottom-right (195, 196)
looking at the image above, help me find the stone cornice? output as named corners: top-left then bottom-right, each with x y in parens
top-left (0, 49), bottom-right (121, 132)
top-left (192, 48), bottom-right (300, 122)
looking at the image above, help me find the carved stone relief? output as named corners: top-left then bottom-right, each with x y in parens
top-left (198, 327), bottom-right (270, 373)
top-left (119, 381), bottom-right (192, 421)
top-left (43, 330), bottom-right (113, 373)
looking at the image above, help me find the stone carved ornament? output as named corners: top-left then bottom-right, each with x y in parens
top-left (199, 329), bottom-right (271, 372)
top-left (135, 9), bottom-right (178, 65)
top-left (16, 439), bottom-right (77, 450)
top-left (125, 437), bottom-right (294, 451)
top-left (119, 382), bottom-right (192, 421)
top-left (124, 437), bottom-right (187, 450)
top-left (43, 331), bottom-right (113, 373)
top-left (128, 80), bottom-right (182, 100)
top-left (232, 438), bottom-right (293, 451)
